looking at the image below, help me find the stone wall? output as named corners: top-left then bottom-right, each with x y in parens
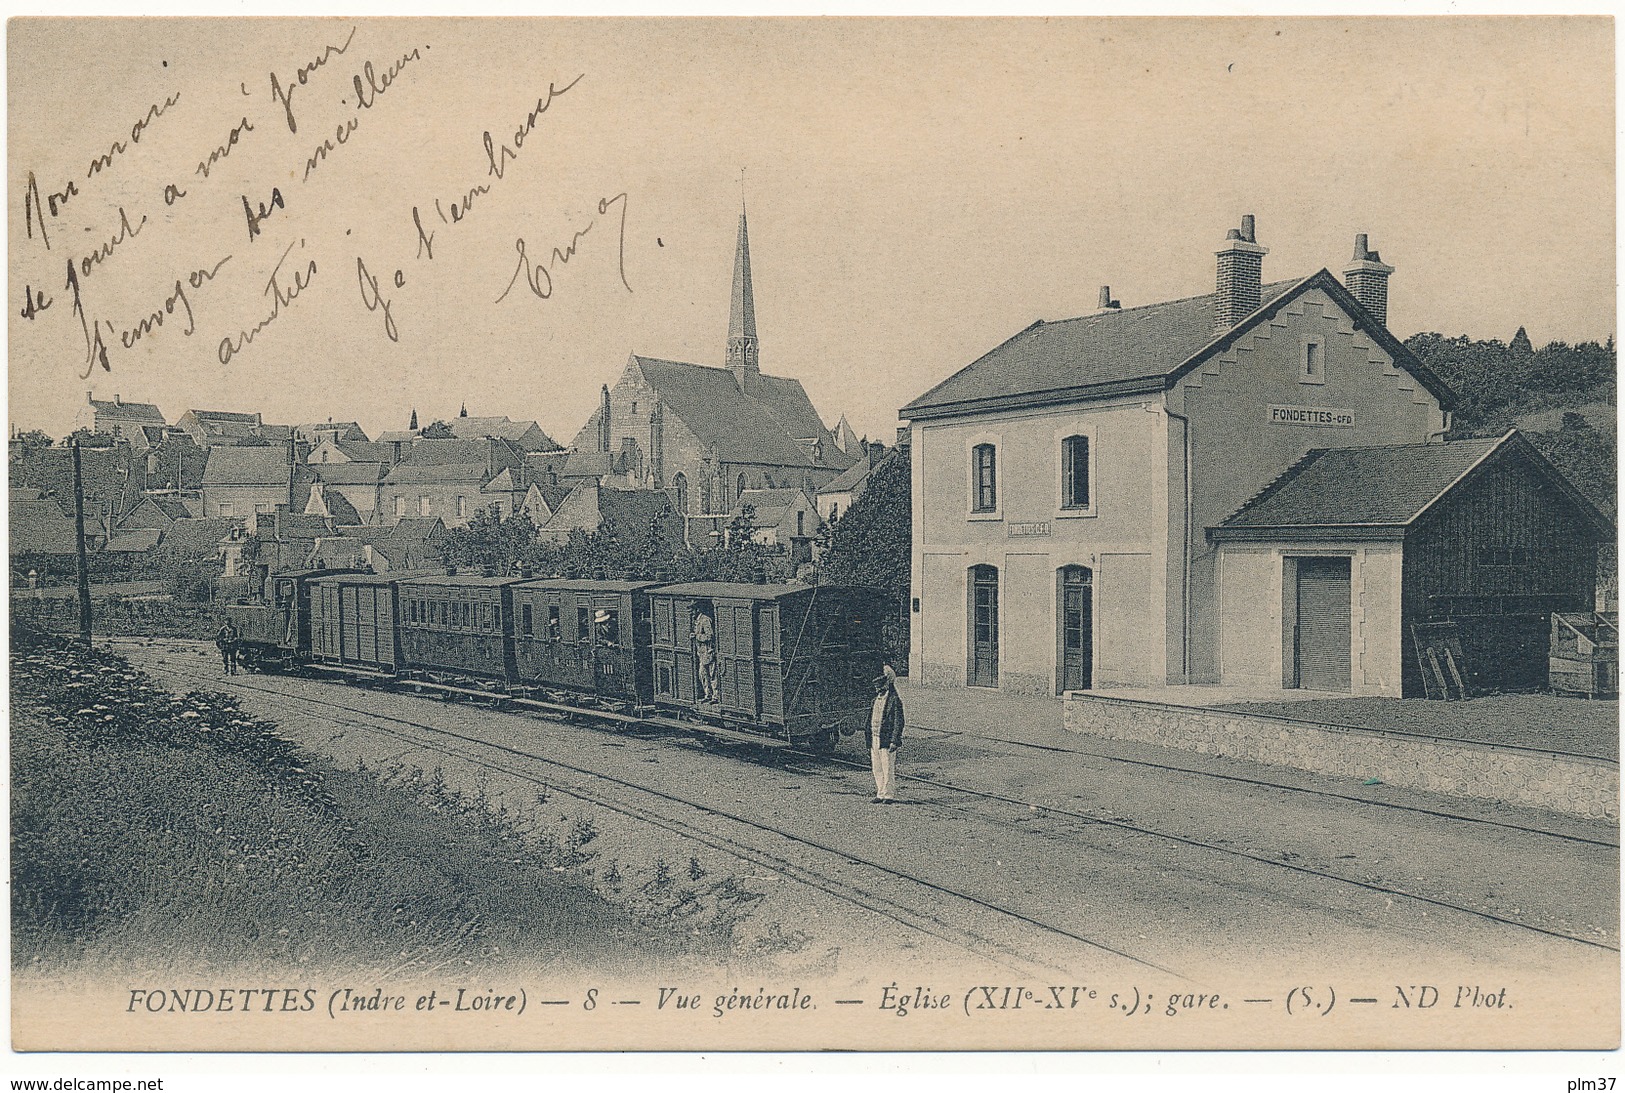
top-left (1064, 693), bottom-right (1617, 822)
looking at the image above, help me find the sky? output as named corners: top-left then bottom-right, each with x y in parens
top-left (7, 16), bottom-right (1614, 446)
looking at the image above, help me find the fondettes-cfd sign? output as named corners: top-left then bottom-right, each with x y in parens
top-left (1267, 404), bottom-right (1355, 428)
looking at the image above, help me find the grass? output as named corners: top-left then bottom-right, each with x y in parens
top-left (10, 626), bottom-right (759, 980)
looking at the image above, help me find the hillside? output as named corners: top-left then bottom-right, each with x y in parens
top-left (1404, 330), bottom-right (1616, 521)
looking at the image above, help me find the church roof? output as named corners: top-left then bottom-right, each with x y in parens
top-left (730, 210), bottom-right (757, 343)
top-left (631, 356), bottom-right (830, 468)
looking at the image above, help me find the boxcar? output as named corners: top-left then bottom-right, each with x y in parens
top-left (512, 579), bottom-right (659, 706)
top-left (309, 572), bottom-right (431, 673)
top-left (395, 575), bottom-right (528, 683)
top-left (647, 582), bottom-right (892, 745)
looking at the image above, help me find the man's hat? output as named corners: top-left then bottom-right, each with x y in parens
top-left (872, 674), bottom-right (890, 688)
top-left (594, 609), bottom-right (610, 624)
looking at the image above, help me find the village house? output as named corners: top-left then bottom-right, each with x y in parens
top-left (727, 487), bottom-right (820, 565)
top-left (536, 482), bottom-right (684, 555)
top-left (902, 217), bottom-right (1609, 698)
top-left (78, 393), bottom-right (167, 450)
top-left (200, 445), bottom-right (311, 518)
top-left (176, 408), bottom-right (293, 448)
top-left (569, 208), bottom-right (855, 543)
top-left (379, 437), bottom-right (526, 527)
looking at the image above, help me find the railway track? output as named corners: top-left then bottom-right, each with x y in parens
top-left (124, 639), bottom-right (1618, 957)
top-left (131, 650), bottom-right (1184, 982)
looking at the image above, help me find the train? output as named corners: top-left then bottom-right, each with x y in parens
top-left (225, 569), bottom-right (894, 751)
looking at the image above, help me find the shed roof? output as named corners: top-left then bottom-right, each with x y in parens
top-left (1212, 431), bottom-right (1613, 540)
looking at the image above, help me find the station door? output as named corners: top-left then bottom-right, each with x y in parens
top-left (1295, 557), bottom-right (1352, 692)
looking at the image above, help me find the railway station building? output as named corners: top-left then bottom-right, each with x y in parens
top-left (902, 217), bottom-right (1609, 698)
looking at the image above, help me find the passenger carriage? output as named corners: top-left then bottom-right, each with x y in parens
top-left (511, 579), bottom-right (658, 707)
top-left (647, 582), bottom-right (892, 748)
top-left (394, 575), bottom-right (528, 684)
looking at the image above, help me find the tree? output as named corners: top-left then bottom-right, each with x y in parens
top-left (818, 448), bottom-right (911, 666)
top-left (11, 429), bottom-right (52, 454)
top-left (441, 507), bottom-right (542, 573)
top-left (419, 420), bottom-right (456, 439)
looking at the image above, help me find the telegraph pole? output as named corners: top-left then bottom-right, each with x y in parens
top-left (70, 436), bottom-right (92, 643)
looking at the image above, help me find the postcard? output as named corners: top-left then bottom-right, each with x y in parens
top-left (8, 15), bottom-right (1617, 1055)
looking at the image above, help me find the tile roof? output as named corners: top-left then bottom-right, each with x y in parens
top-left (731, 487), bottom-right (806, 522)
top-left (10, 498), bottom-right (82, 554)
top-left (156, 517), bottom-right (241, 558)
top-left (91, 397), bottom-right (166, 423)
top-left (328, 440), bottom-right (393, 463)
top-left (1214, 435), bottom-right (1508, 534)
top-left (905, 280), bottom-right (1302, 417)
top-left (450, 416), bottom-right (559, 449)
top-left (105, 527), bottom-right (162, 553)
top-left (202, 446), bottom-right (293, 486)
top-left (632, 356), bottom-right (830, 467)
top-left (308, 461), bottom-right (388, 485)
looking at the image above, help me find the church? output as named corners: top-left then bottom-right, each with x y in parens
top-left (569, 207), bottom-right (855, 544)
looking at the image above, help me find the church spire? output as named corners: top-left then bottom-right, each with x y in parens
top-left (409, 407), bottom-right (418, 431)
top-left (726, 196), bottom-right (759, 392)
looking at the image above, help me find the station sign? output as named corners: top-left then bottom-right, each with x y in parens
top-left (1268, 404), bottom-right (1355, 428)
top-left (1008, 521), bottom-right (1052, 538)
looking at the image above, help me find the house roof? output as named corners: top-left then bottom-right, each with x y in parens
top-left (376, 430), bottom-right (418, 444)
top-left (296, 421), bottom-right (369, 441)
top-left (819, 456), bottom-right (875, 495)
top-left (338, 518), bottom-right (446, 544)
top-left (202, 446), bottom-right (292, 486)
top-left (902, 270), bottom-right (1456, 420)
top-left (731, 487), bottom-right (807, 523)
top-left (10, 498), bottom-right (83, 554)
top-left (449, 416), bottom-right (559, 449)
top-left (560, 450), bottom-right (621, 480)
top-left (91, 397), bottom-right (166, 423)
top-left (157, 517), bottom-right (241, 557)
top-left (1212, 431), bottom-right (1613, 540)
top-left (120, 494), bottom-right (193, 527)
top-left (325, 439), bottom-right (393, 463)
top-left (105, 527), bottom-right (162, 553)
top-left (190, 408), bottom-right (261, 425)
top-left (382, 438), bottom-right (519, 486)
top-left (631, 356), bottom-right (833, 468)
top-left (308, 461), bottom-right (388, 485)
top-left (308, 484), bottom-right (361, 524)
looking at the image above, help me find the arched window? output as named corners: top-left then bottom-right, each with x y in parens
top-left (673, 472), bottom-right (689, 514)
top-left (972, 444), bottom-right (997, 513)
top-left (1061, 435), bottom-right (1090, 509)
top-left (700, 477), bottom-right (712, 515)
top-left (737, 472), bottom-right (747, 503)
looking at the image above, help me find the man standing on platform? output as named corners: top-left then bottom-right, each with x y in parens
top-left (867, 665), bottom-right (904, 803)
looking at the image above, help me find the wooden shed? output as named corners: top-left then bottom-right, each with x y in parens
top-left (1212, 431), bottom-right (1612, 697)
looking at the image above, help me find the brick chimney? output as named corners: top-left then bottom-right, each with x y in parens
top-left (1342, 233), bottom-right (1395, 327)
top-left (598, 384), bottom-right (611, 453)
top-left (1213, 214), bottom-right (1268, 332)
top-left (1097, 286), bottom-right (1120, 311)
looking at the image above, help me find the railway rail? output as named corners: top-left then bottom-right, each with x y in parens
top-left (124, 638), bottom-right (1619, 958)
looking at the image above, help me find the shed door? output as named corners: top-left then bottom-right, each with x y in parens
top-left (1295, 557), bottom-right (1351, 692)
top-left (968, 565), bottom-right (999, 688)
